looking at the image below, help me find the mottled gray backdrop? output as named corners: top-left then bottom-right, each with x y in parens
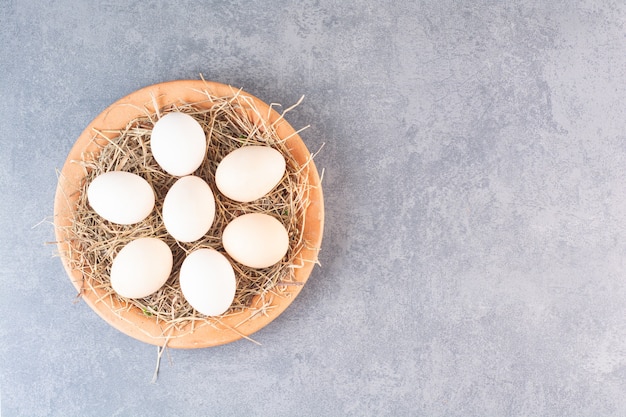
top-left (2, 1), bottom-right (626, 416)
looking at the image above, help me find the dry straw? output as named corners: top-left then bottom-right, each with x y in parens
top-left (65, 91), bottom-right (314, 336)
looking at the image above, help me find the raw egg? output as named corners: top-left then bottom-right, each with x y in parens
top-left (162, 175), bottom-right (216, 243)
top-left (150, 112), bottom-right (206, 176)
top-left (215, 145), bottom-right (286, 202)
top-left (87, 171), bottom-right (155, 225)
top-left (222, 213), bottom-right (289, 268)
top-left (110, 238), bottom-right (173, 299)
top-left (179, 248), bottom-right (236, 316)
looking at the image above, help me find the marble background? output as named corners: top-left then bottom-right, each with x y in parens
top-left (2, 1), bottom-right (626, 416)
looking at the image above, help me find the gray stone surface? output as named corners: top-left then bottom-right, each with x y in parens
top-left (2, 0), bottom-right (626, 415)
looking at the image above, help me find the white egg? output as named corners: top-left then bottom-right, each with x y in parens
top-left (87, 171), bottom-right (155, 225)
top-left (150, 112), bottom-right (207, 176)
top-left (215, 146), bottom-right (286, 202)
top-left (162, 175), bottom-right (216, 243)
top-left (222, 213), bottom-right (289, 268)
top-left (179, 248), bottom-right (236, 316)
top-left (110, 238), bottom-right (173, 299)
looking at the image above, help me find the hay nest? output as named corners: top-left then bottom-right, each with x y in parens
top-left (66, 92), bottom-right (313, 333)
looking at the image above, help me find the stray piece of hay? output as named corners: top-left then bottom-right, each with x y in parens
top-left (66, 93), bottom-right (313, 335)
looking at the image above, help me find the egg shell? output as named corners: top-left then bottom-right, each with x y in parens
top-left (162, 175), bottom-right (216, 243)
top-left (215, 146), bottom-right (286, 203)
top-left (222, 213), bottom-right (289, 268)
top-left (87, 171), bottom-right (155, 225)
top-left (150, 112), bottom-right (207, 176)
top-left (179, 248), bottom-right (236, 316)
top-left (110, 238), bottom-right (173, 299)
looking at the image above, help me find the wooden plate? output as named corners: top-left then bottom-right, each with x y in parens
top-left (54, 80), bottom-right (324, 348)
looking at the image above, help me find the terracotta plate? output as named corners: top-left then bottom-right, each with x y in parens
top-left (54, 80), bottom-right (324, 348)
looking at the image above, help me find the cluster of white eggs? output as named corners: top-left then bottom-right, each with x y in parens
top-left (86, 112), bottom-right (289, 316)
